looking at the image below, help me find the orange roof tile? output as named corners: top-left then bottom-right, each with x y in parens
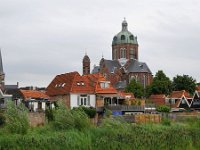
top-left (46, 72), bottom-right (118, 96)
top-left (168, 90), bottom-right (192, 99)
top-left (20, 90), bottom-right (49, 100)
top-left (196, 86), bottom-right (200, 92)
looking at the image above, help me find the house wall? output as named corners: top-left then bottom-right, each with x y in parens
top-left (70, 94), bottom-right (96, 108)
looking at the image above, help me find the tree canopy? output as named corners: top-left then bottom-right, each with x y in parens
top-left (172, 75), bottom-right (196, 94)
top-left (125, 79), bottom-right (144, 98)
top-left (147, 70), bottom-right (172, 97)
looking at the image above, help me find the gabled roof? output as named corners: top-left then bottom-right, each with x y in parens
top-left (46, 72), bottom-right (117, 96)
top-left (46, 72), bottom-right (79, 96)
top-left (168, 90), bottom-right (192, 99)
top-left (126, 59), bottom-right (152, 74)
top-left (103, 59), bottom-right (121, 72)
top-left (20, 90), bottom-right (49, 100)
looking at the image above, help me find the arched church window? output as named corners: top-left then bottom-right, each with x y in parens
top-left (120, 48), bottom-right (126, 58)
top-left (130, 35), bottom-right (134, 40)
top-left (121, 35), bottom-right (125, 40)
top-left (114, 49), bottom-right (117, 60)
top-left (130, 48), bottom-right (135, 59)
top-left (113, 36), bottom-right (117, 41)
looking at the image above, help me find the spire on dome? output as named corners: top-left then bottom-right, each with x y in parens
top-left (122, 18), bottom-right (128, 31)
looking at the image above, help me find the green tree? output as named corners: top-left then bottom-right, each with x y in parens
top-left (125, 79), bottom-right (144, 98)
top-left (148, 70), bottom-right (172, 96)
top-left (172, 75), bottom-right (196, 94)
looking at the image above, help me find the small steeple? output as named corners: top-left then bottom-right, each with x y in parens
top-left (122, 18), bottom-right (128, 31)
top-left (82, 53), bottom-right (90, 75)
top-left (0, 49), bottom-right (5, 91)
top-left (0, 49), bottom-right (4, 74)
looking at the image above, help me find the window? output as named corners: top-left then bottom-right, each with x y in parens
top-left (130, 48), bottom-right (135, 59)
top-left (114, 49), bottom-right (117, 60)
top-left (130, 35), bottom-right (134, 40)
top-left (78, 95), bottom-right (90, 106)
top-left (121, 35), bottom-right (125, 40)
top-left (100, 82), bottom-right (109, 88)
top-left (120, 48), bottom-right (126, 58)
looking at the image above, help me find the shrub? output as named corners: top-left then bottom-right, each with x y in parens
top-left (161, 118), bottom-right (171, 126)
top-left (45, 108), bottom-right (54, 122)
top-left (73, 106), bottom-right (96, 118)
top-left (4, 101), bottom-right (29, 134)
top-left (0, 113), bottom-right (5, 126)
top-left (52, 101), bottom-right (74, 130)
top-left (104, 109), bottom-right (112, 118)
top-left (71, 108), bottom-right (90, 130)
top-left (156, 105), bottom-right (170, 113)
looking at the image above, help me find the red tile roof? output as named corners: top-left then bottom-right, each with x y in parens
top-left (196, 86), bottom-right (200, 92)
top-left (20, 90), bottom-right (49, 100)
top-left (149, 94), bottom-right (166, 106)
top-left (46, 72), bottom-right (117, 96)
top-left (168, 90), bottom-right (192, 99)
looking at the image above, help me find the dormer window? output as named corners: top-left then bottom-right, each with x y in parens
top-left (121, 35), bottom-right (125, 40)
top-left (77, 82), bottom-right (80, 86)
top-left (130, 35), bottom-right (134, 40)
top-left (100, 81), bottom-right (110, 88)
top-left (81, 82), bottom-right (85, 86)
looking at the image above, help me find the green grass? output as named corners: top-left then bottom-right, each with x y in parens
top-left (0, 120), bottom-right (200, 150)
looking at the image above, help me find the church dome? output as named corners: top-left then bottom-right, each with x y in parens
top-left (112, 19), bottom-right (138, 45)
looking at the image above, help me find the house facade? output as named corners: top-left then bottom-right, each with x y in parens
top-left (165, 90), bottom-right (192, 110)
top-left (20, 90), bottom-right (49, 112)
top-left (46, 72), bottom-right (118, 109)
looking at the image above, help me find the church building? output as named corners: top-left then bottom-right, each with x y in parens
top-left (84, 19), bottom-right (153, 90)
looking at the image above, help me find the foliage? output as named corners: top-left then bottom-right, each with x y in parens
top-left (161, 118), bottom-right (171, 126)
top-left (0, 112), bottom-right (5, 126)
top-left (4, 101), bottom-right (29, 134)
top-left (104, 109), bottom-right (112, 118)
top-left (0, 118), bottom-right (200, 150)
top-left (125, 79), bottom-right (144, 98)
top-left (45, 108), bottom-right (54, 122)
top-left (172, 74), bottom-right (196, 94)
top-left (52, 101), bottom-right (75, 130)
top-left (71, 108), bottom-right (91, 130)
top-left (147, 70), bottom-right (172, 97)
top-left (156, 105), bottom-right (170, 113)
top-left (73, 106), bottom-right (96, 118)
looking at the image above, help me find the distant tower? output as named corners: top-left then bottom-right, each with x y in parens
top-left (0, 50), bottom-right (5, 91)
top-left (82, 53), bottom-right (90, 75)
top-left (112, 18), bottom-right (139, 60)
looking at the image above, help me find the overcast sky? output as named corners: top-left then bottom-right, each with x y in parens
top-left (0, 0), bottom-right (200, 87)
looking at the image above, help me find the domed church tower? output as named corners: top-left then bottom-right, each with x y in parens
top-left (112, 19), bottom-right (139, 60)
top-left (82, 54), bottom-right (90, 75)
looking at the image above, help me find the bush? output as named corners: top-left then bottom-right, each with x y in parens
top-left (52, 101), bottom-right (75, 130)
top-left (156, 105), bottom-right (170, 113)
top-left (71, 108), bottom-right (91, 130)
top-left (45, 108), bottom-right (54, 122)
top-left (0, 113), bottom-right (5, 126)
top-left (162, 118), bottom-right (171, 126)
top-left (73, 106), bottom-right (96, 118)
top-left (4, 101), bottom-right (29, 134)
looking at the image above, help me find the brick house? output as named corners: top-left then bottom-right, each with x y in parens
top-left (46, 72), bottom-right (118, 109)
top-left (165, 90), bottom-right (192, 109)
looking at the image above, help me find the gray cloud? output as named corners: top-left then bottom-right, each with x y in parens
top-left (0, 0), bottom-right (200, 87)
